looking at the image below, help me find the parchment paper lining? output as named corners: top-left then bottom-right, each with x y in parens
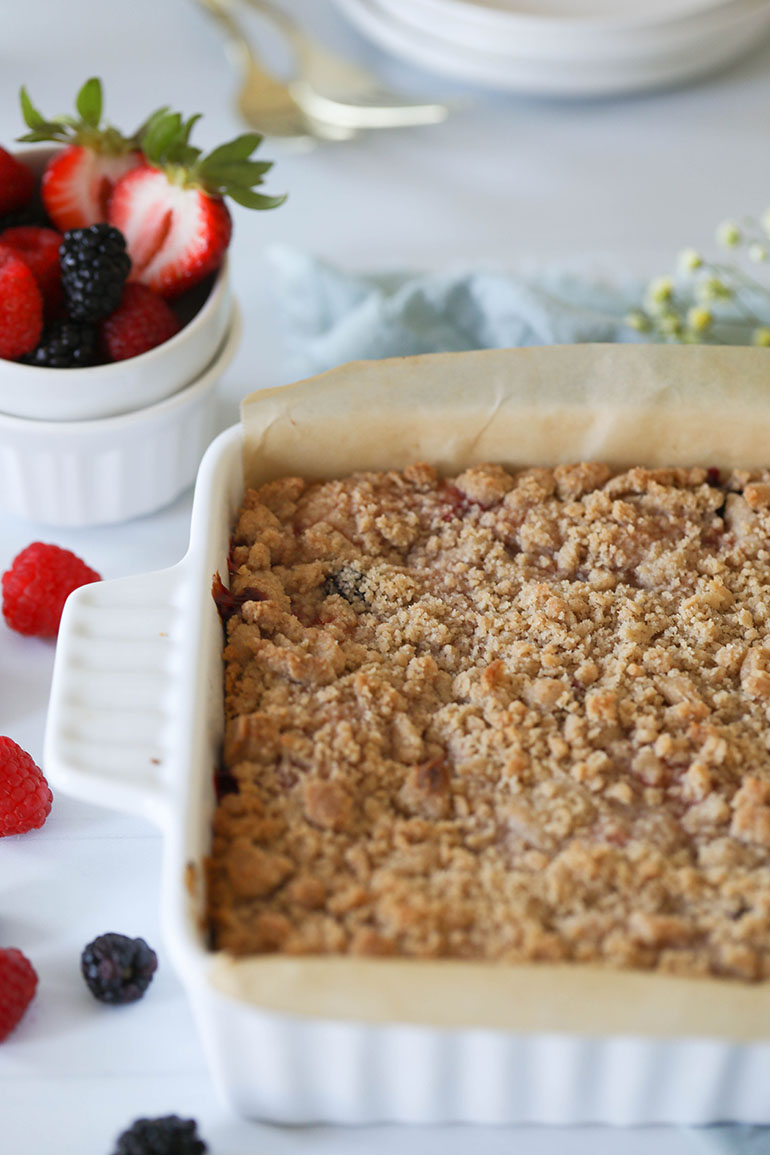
top-left (220, 342), bottom-right (770, 1042)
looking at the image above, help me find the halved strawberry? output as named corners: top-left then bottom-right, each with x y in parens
top-left (41, 146), bottom-right (142, 233)
top-left (107, 111), bottom-right (285, 299)
top-left (18, 78), bottom-right (145, 232)
top-left (108, 164), bottom-right (232, 300)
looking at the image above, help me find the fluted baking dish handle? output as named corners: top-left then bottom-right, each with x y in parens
top-left (44, 565), bottom-right (186, 829)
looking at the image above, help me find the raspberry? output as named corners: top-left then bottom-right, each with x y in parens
top-left (80, 933), bottom-right (158, 1004)
top-left (0, 738), bottom-right (52, 837)
top-left (100, 283), bottom-right (181, 362)
top-left (59, 223), bottom-right (131, 321)
top-left (23, 320), bottom-right (99, 368)
top-left (0, 948), bottom-right (38, 1041)
top-left (0, 248), bottom-right (43, 360)
top-left (112, 1115), bottom-right (207, 1155)
top-left (0, 226), bottom-right (65, 318)
top-left (2, 542), bottom-right (101, 638)
top-left (0, 148), bottom-right (36, 218)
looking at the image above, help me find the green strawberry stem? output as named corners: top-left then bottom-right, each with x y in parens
top-left (139, 109), bottom-right (286, 209)
top-left (17, 77), bottom-right (143, 155)
top-left (17, 78), bottom-right (286, 211)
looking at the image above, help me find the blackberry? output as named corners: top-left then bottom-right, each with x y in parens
top-left (112, 1115), bottom-right (207, 1155)
top-left (324, 564), bottom-right (368, 605)
top-left (59, 224), bottom-right (131, 321)
top-left (80, 932), bottom-right (158, 1004)
top-left (22, 320), bottom-right (98, 368)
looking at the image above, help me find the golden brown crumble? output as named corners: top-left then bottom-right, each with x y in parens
top-left (206, 461), bottom-right (770, 980)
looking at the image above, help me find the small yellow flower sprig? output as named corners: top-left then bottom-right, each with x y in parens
top-left (626, 210), bottom-right (770, 346)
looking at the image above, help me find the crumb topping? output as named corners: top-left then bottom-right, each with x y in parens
top-left (206, 461), bottom-right (770, 981)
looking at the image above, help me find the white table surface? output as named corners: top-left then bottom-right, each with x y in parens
top-left (2, 2), bottom-right (770, 1152)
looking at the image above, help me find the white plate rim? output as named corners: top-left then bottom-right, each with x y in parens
top-left (375, 0), bottom-right (770, 55)
top-left (369, 0), bottom-right (766, 34)
top-left (333, 0), bottom-right (770, 93)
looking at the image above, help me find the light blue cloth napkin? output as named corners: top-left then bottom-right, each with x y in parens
top-left (267, 243), bottom-right (645, 378)
top-left (268, 244), bottom-right (770, 1154)
top-left (689, 1128), bottom-right (770, 1153)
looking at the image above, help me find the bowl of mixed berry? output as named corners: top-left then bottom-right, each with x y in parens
top-left (0, 79), bottom-right (284, 526)
top-left (0, 78), bottom-right (284, 422)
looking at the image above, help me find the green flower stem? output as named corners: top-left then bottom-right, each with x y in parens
top-left (701, 265), bottom-right (768, 326)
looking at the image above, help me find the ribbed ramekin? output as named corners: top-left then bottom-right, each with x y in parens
top-left (0, 307), bottom-right (240, 526)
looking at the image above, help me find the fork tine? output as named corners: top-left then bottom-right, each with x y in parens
top-left (293, 83), bottom-right (449, 129)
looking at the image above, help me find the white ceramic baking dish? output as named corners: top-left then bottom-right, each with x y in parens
top-left (44, 343), bottom-right (770, 1125)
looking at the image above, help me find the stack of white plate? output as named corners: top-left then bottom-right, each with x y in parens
top-left (331, 0), bottom-right (770, 96)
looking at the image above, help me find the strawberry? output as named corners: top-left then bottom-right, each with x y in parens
top-left (18, 78), bottom-right (145, 232)
top-left (0, 226), bottom-right (64, 318)
top-left (42, 146), bottom-right (142, 234)
top-left (108, 164), bottom-right (231, 300)
top-left (108, 111), bottom-right (285, 299)
top-left (0, 249), bottom-right (43, 360)
top-left (0, 147), bottom-right (35, 217)
top-left (99, 282), bottom-right (181, 361)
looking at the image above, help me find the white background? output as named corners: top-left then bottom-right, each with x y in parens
top-left (1, 1), bottom-right (769, 1151)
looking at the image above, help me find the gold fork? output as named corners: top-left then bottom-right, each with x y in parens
top-left (197, 0), bottom-right (450, 139)
top-left (196, 0), bottom-right (357, 141)
top-left (239, 0), bottom-right (450, 130)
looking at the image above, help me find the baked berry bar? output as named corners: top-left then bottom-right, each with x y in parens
top-left (207, 461), bottom-right (770, 980)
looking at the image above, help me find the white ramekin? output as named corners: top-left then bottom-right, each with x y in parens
top-left (0, 307), bottom-right (240, 527)
top-left (0, 147), bottom-right (233, 421)
top-left (44, 346), bottom-right (770, 1125)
